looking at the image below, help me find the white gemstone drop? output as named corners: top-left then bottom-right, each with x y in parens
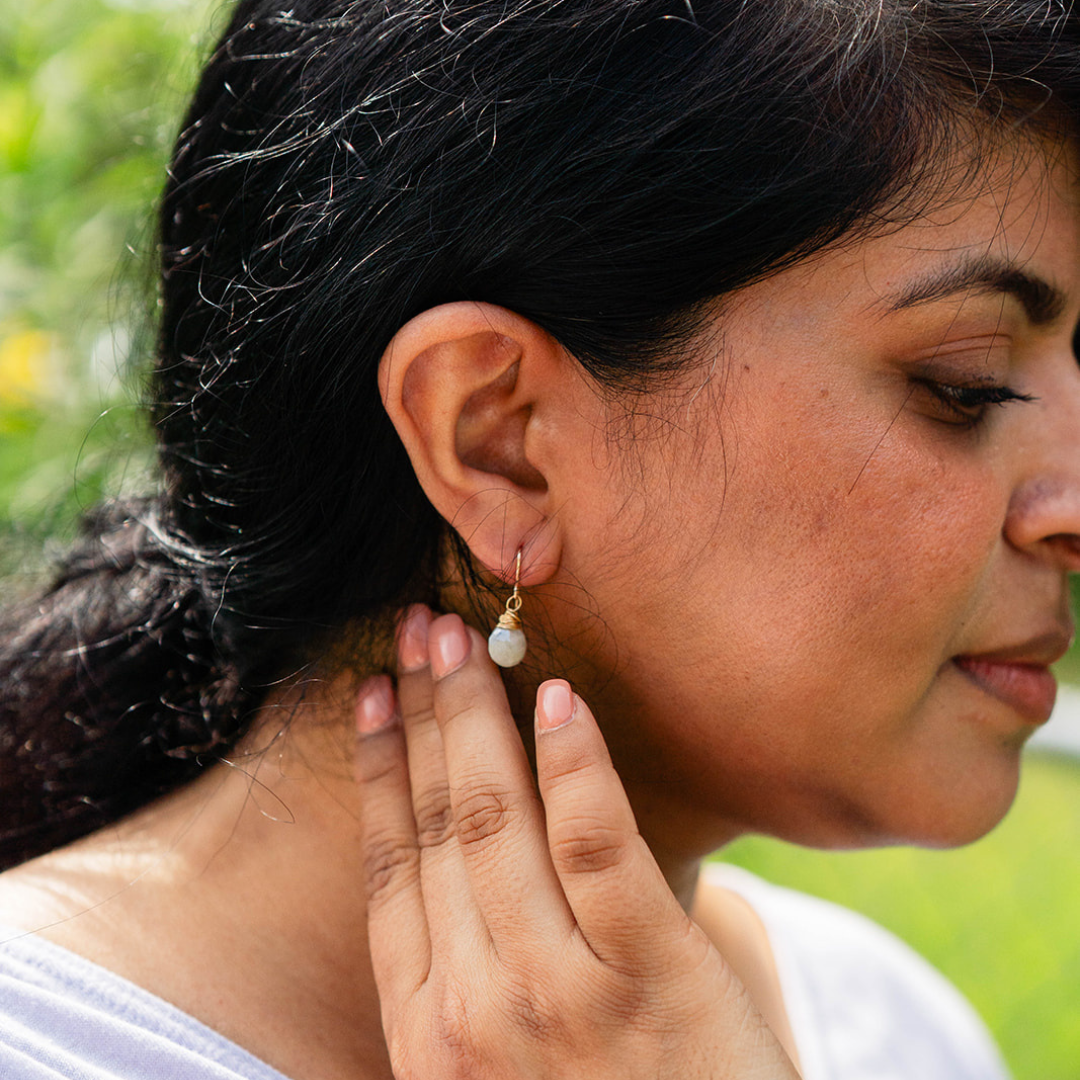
top-left (487, 625), bottom-right (527, 668)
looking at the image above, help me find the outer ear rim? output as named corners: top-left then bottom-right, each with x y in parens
top-left (377, 301), bottom-right (533, 402)
top-left (377, 301), bottom-right (565, 588)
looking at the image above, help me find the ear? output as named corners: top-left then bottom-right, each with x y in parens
top-left (379, 302), bottom-right (573, 586)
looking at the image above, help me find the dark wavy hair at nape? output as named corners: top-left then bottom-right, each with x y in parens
top-left (1, 0), bottom-right (1078, 868)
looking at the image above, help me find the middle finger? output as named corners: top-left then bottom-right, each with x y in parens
top-left (396, 605), bottom-right (487, 954)
top-left (426, 613), bottom-right (577, 952)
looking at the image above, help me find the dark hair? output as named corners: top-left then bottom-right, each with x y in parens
top-left (2, 0), bottom-right (1078, 869)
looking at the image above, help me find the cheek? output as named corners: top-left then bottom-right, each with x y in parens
top-left (594, 420), bottom-right (1011, 846)
top-left (756, 440), bottom-right (1000, 674)
top-left (714, 390), bottom-right (1001, 641)
top-left (611, 405), bottom-right (1006, 756)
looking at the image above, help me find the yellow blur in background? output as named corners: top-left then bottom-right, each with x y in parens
top-left (0, 326), bottom-right (61, 406)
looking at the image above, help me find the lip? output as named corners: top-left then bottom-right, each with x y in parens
top-left (952, 657), bottom-right (1059, 724)
top-left (957, 627), bottom-right (1074, 667)
top-left (952, 627), bottom-right (1072, 725)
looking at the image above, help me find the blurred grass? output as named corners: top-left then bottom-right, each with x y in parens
top-left (1055, 589), bottom-right (1080, 682)
top-left (2, 2), bottom-right (1079, 1078)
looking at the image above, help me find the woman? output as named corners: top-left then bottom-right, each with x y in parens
top-left (0, 0), bottom-right (1078, 1076)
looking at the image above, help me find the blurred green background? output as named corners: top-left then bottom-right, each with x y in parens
top-left (0, 0), bottom-right (219, 578)
top-left (1, 2), bottom-right (1078, 1077)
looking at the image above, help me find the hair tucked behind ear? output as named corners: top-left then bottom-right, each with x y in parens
top-left (2, 0), bottom-right (1079, 868)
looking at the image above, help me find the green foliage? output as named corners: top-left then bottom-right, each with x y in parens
top-left (0, 0), bottom-right (219, 562)
top-left (1058, 578), bottom-right (1080, 682)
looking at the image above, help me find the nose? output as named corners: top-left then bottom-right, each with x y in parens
top-left (1005, 479), bottom-right (1080, 572)
top-left (1004, 369), bottom-right (1080, 575)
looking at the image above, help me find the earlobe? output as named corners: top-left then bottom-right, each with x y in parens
top-left (378, 302), bottom-right (565, 585)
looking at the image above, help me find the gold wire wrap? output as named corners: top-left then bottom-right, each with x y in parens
top-left (497, 549), bottom-right (523, 628)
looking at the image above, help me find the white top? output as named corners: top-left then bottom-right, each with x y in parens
top-left (706, 864), bottom-right (1010, 1080)
top-left (0, 927), bottom-right (289, 1080)
top-left (0, 869), bottom-right (1010, 1079)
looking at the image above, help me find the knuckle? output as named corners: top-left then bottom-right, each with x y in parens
top-left (543, 754), bottom-right (606, 791)
top-left (387, 984), bottom-right (485, 1080)
top-left (598, 981), bottom-right (651, 1026)
top-left (435, 696), bottom-right (491, 744)
top-left (503, 980), bottom-right (568, 1044)
top-left (433, 986), bottom-right (485, 1077)
top-left (403, 699), bottom-right (440, 740)
top-left (413, 787), bottom-right (456, 848)
top-left (355, 747), bottom-right (402, 787)
top-left (549, 817), bottom-right (626, 876)
top-left (567, 949), bottom-right (652, 1025)
top-left (453, 782), bottom-right (516, 850)
top-left (362, 835), bottom-right (417, 905)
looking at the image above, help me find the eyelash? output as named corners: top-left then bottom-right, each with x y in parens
top-left (914, 379), bottom-right (1036, 429)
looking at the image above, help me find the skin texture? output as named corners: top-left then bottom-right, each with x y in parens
top-left (352, 613), bottom-right (800, 1080)
top-left (383, 138), bottom-right (1080, 867)
top-left (601, 142), bottom-right (1080, 854)
top-left (0, 138), bottom-right (1077, 1079)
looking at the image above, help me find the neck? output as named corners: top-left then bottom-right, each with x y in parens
top-left (4, 672), bottom-right (719, 1080)
top-left (3, 686), bottom-right (394, 1080)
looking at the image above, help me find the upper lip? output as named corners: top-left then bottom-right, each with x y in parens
top-left (955, 626), bottom-right (1075, 667)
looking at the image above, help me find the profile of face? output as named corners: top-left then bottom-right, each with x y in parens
top-left (563, 140), bottom-right (1080, 853)
top-left (385, 136), bottom-right (1080, 859)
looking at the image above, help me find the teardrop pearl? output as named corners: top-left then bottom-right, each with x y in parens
top-left (487, 625), bottom-right (527, 668)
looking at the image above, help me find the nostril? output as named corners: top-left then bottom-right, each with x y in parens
top-left (1054, 533), bottom-right (1080, 569)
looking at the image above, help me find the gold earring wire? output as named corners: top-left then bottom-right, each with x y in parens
top-left (487, 549), bottom-right (527, 668)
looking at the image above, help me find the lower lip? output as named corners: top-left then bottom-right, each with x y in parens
top-left (952, 658), bottom-right (1058, 724)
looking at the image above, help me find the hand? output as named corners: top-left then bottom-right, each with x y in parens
top-left (354, 606), bottom-right (799, 1080)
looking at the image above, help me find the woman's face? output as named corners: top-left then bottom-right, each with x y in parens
top-left (553, 140), bottom-right (1080, 853)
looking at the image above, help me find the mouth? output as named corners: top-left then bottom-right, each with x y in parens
top-left (952, 628), bottom-right (1073, 725)
top-left (952, 657), bottom-right (1058, 724)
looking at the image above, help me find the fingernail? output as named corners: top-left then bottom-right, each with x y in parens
top-left (429, 615), bottom-right (470, 678)
top-left (397, 604), bottom-right (432, 672)
top-left (536, 679), bottom-right (576, 732)
top-left (356, 675), bottom-right (396, 735)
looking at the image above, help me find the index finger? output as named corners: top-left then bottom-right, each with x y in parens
top-left (533, 681), bottom-right (696, 974)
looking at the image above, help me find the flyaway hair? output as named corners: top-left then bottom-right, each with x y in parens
top-left (2, 0), bottom-right (1079, 867)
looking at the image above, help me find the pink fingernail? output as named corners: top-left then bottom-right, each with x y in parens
top-left (536, 680), bottom-right (575, 732)
top-left (397, 604), bottom-right (432, 671)
top-left (356, 675), bottom-right (396, 735)
top-left (429, 615), bottom-right (471, 678)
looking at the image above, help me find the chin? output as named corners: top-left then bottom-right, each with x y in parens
top-left (762, 747), bottom-right (1025, 852)
top-left (844, 694), bottom-right (1037, 849)
top-left (902, 775), bottom-right (1022, 849)
top-left (859, 750), bottom-right (1025, 851)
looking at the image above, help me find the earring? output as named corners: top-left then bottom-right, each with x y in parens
top-left (487, 549), bottom-right (527, 668)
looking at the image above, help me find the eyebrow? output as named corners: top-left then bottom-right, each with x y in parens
top-left (884, 253), bottom-right (1067, 327)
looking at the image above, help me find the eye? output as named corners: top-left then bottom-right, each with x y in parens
top-left (912, 378), bottom-right (1036, 429)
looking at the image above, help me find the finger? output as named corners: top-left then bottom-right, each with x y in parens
top-left (354, 674), bottom-right (430, 1009)
top-left (395, 606), bottom-right (488, 953)
top-left (428, 614), bottom-right (575, 947)
top-left (534, 680), bottom-right (692, 972)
